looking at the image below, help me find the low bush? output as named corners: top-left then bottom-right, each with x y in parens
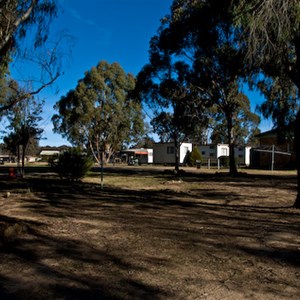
top-left (50, 148), bottom-right (93, 181)
top-left (219, 155), bottom-right (230, 168)
top-left (185, 147), bottom-right (202, 167)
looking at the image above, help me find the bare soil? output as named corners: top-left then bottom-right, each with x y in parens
top-left (0, 166), bottom-right (299, 299)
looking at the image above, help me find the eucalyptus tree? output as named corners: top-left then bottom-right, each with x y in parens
top-left (0, 0), bottom-right (57, 68)
top-left (233, 0), bottom-right (300, 207)
top-left (4, 94), bottom-right (43, 177)
top-left (131, 135), bottom-right (155, 149)
top-left (0, 1), bottom-right (72, 115)
top-left (153, 0), bottom-right (253, 175)
top-left (256, 76), bottom-right (299, 144)
top-left (210, 93), bottom-right (260, 146)
top-left (136, 36), bottom-right (207, 173)
top-left (52, 61), bottom-right (145, 164)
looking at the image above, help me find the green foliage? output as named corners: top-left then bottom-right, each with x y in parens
top-left (256, 76), bottom-right (299, 143)
top-left (50, 148), bottom-right (93, 182)
top-left (149, 0), bottom-right (252, 175)
top-left (0, 0), bottom-right (58, 60)
top-left (52, 61), bottom-right (145, 164)
top-left (3, 95), bottom-right (43, 177)
top-left (219, 156), bottom-right (230, 168)
top-left (136, 39), bottom-right (207, 145)
top-left (210, 93), bottom-right (260, 145)
top-left (233, 0), bottom-right (300, 83)
top-left (151, 112), bottom-right (174, 143)
top-left (136, 18), bottom-right (209, 172)
top-left (0, 1), bottom-right (71, 118)
top-left (233, 0), bottom-right (300, 205)
top-left (131, 134), bottom-right (155, 149)
top-left (4, 96), bottom-right (44, 150)
top-left (185, 147), bottom-right (202, 167)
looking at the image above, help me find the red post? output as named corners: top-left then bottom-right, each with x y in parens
top-left (9, 167), bottom-right (15, 178)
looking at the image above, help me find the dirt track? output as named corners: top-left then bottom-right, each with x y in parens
top-left (0, 167), bottom-right (299, 299)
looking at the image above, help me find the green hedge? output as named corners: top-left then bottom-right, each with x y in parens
top-left (185, 147), bottom-right (202, 167)
top-left (50, 148), bottom-right (93, 181)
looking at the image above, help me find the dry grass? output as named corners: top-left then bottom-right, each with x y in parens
top-left (0, 165), bottom-right (299, 300)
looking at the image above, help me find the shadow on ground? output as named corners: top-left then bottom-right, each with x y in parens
top-left (0, 168), bottom-right (299, 299)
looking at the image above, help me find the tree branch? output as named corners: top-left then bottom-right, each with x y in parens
top-left (0, 72), bottom-right (59, 113)
top-left (0, 0), bottom-right (37, 53)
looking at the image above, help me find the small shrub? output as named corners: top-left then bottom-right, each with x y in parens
top-left (218, 155), bottom-right (239, 168)
top-left (186, 147), bottom-right (202, 167)
top-left (219, 155), bottom-right (229, 168)
top-left (50, 148), bottom-right (93, 181)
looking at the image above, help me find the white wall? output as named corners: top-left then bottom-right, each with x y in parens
top-left (198, 144), bottom-right (219, 160)
top-left (147, 149), bottom-right (153, 163)
top-left (153, 142), bottom-right (192, 164)
top-left (216, 144), bottom-right (229, 158)
top-left (180, 143), bottom-right (193, 163)
top-left (244, 146), bottom-right (251, 166)
top-left (198, 144), bottom-right (251, 166)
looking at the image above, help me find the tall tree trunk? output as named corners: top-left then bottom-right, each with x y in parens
top-left (293, 110), bottom-right (300, 208)
top-left (292, 37), bottom-right (300, 208)
top-left (105, 146), bottom-right (115, 164)
top-left (174, 138), bottom-right (180, 174)
top-left (21, 145), bottom-right (26, 178)
top-left (227, 117), bottom-right (237, 175)
top-left (17, 144), bottom-right (21, 177)
top-left (229, 142), bottom-right (237, 175)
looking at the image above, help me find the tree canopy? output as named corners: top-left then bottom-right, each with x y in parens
top-left (140, 0), bottom-right (257, 174)
top-left (233, 0), bottom-right (300, 206)
top-left (3, 94), bottom-right (43, 177)
top-left (0, 1), bottom-right (73, 116)
top-left (211, 93), bottom-right (260, 146)
top-left (233, 0), bottom-right (300, 85)
top-left (135, 32), bottom-right (208, 172)
top-left (0, 0), bottom-right (57, 66)
top-left (52, 61), bottom-right (145, 164)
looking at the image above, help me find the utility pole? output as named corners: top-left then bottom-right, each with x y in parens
top-left (100, 150), bottom-right (104, 189)
top-left (271, 145), bottom-right (275, 172)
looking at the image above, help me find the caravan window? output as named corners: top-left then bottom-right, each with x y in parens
top-left (167, 146), bottom-right (174, 154)
top-left (221, 147), bottom-right (228, 156)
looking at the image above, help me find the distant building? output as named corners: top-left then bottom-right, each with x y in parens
top-left (121, 148), bottom-right (153, 165)
top-left (198, 144), bottom-right (251, 166)
top-left (251, 129), bottom-right (295, 169)
top-left (255, 129), bottom-right (294, 152)
top-left (153, 142), bottom-right (192, 165)
top-left (39, 145), bottom-right (70, 161)
top-left (0, 154), bottom-right (14, 164)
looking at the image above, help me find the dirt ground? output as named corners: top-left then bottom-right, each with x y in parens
top-left (0, 166), bottom-right (299, 299)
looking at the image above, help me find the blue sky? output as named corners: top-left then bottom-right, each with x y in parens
top-left (11, 0), bottom-right (272, 146)
top-left (31, 0), bottom-right (176, 146)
